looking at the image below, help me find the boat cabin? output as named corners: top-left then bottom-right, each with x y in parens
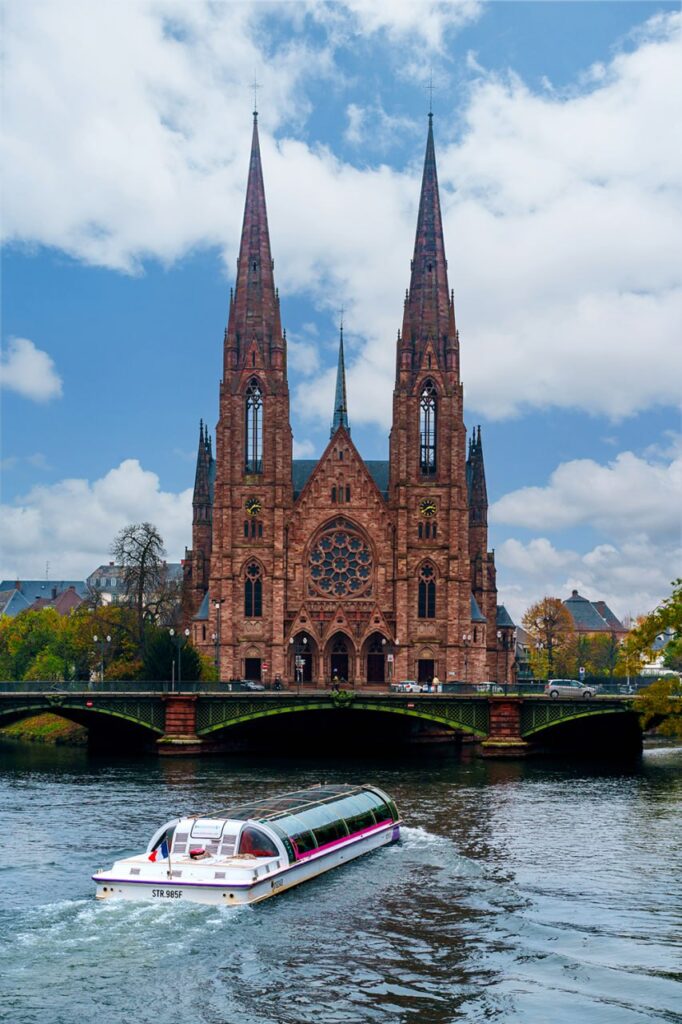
top-left (148, 784), bottom-right (400, 866)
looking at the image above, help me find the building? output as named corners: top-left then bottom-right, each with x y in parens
top-left (0, 579), bottom-right (87, 618)
top-left (87, 562), bottom-right (183, 605)
top-left (563, 590), bottom-right (627, 637)
top-left (183, 111), bottom-right (515, 686)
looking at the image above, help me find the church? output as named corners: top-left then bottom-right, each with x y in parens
top-left (183, 110), bottom-right (515, 687)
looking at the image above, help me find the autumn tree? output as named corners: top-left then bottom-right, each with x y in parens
top-left (622, 579), bottom-right (682, 674)
top-left (522, 597), bottom-right (576, 679)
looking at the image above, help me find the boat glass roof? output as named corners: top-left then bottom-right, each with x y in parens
top-left (209, 784), bottom-right (379, 824)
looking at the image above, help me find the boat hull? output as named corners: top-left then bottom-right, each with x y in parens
top-left (94, 822), bottom-right (399, 906)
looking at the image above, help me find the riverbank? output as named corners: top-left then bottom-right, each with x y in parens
top-left (0, 713), bottom-right (87, 746)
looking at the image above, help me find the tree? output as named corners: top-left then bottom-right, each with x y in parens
top-left (111, 522), bottom-right (180, 652)
top-left (623, 579), bottom-right (682, 671)
top-left (142, 628), bottom-right (202, 682)
top-left (522, 597), bottom-right (576, 679)
top-left (635, 677), bottom-right (682, 738)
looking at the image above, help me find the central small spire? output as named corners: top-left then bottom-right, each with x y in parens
top-left (330, 323), bottom-right (350, 437)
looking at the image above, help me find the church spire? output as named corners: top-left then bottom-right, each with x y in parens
top-left (225, 112), bottom-right (284, 371)
top-left (466, 425), bottom-right (488, 525)
top-left (330, 323), bottom-right (350, 437)
top-left (401, 113), bottom-right (454, 370)
top-left (192, 418), bottom-right (213, 525)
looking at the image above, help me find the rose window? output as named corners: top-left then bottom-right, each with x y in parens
top-left (308, 521), bottom-right (373, 597)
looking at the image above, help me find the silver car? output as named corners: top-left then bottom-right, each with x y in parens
top-left (544, 679), bottom-right (597, 699)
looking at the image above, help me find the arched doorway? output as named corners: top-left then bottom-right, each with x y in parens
top-left (328, 632), bottom-right (352, 684)
top-left (289, 632), bottom-right (315, 684)
top-left (365, 632), bottom-right (386, 684)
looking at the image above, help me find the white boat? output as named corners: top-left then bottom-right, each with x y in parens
top-left (93, 783), bottom-right (401, 905)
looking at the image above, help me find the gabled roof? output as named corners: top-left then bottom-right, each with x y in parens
top-left (292, 458), bottom-right (389, 500)
top-left (0, 580), bottom-right (88, 603)
top-left (0, 588), bottom-right (31, 617)
top-left (592, 600), bottom-right (626, 632)
top-left (563, 590), bottom-right (610, 630)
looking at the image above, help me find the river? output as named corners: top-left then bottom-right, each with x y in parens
top-left (1, 741), bottom-right (680, 1024)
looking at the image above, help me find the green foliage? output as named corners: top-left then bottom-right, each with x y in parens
top-left (142, 628), bottom-right (202, 682)
top-left (624, 579), bottom-right (682, 669)
top-left (197, 652), bottom-right (218, 682)
top-left (635, 677), bottom-right (682, 738)
top-left (24, 650), bottom-right (66, 681)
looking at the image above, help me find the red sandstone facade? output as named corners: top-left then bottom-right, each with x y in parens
top-left (183, 112), bottom-right (515, 687)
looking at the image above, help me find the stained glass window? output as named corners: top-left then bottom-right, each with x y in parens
top-left (245, 378), bottom-right (263, 474)
top-left (244, 562), bottom-right (263, 617)
top-left (420, 379), bottom-right (437, 475)
top-left (308, 520), bottom-right (372, 598)
top-left (418, 562), bottom-right (436, 619)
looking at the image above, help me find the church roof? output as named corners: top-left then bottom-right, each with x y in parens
top-left (193, 591), bottom-right (209, 621)
top-left (496, 604), bottom-right (515, 628)
top-left (292, 459), bottom-right (389, 500)
top-left (470, 593), bottom-right (487, 623)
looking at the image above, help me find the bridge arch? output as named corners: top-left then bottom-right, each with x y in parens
top-left (195, 694), bottom-right (489, 739)
top-left (0, 694), bottom-right (165, 740)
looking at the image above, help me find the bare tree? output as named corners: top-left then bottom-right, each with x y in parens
top-left (111, 522), bottom-right (178, 650)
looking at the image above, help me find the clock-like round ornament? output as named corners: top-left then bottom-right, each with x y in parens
top-left (419, 498), bottom-right (437, 518)
top-left (245, 497), bottom-right (262, 517)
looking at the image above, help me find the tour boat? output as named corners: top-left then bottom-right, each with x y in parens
top-left (93, 783), bottom-right (401, 905)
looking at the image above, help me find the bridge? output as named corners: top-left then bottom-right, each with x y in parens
top-left (0, 683), bottom-right (642, 758)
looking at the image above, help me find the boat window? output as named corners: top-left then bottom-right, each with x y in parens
top-left (269, 814), bottom-right (318, 857)
top-left (238, 826), bottom-right (279, 858)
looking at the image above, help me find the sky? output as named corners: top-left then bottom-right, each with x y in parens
top-left (1, 0), bottom-right (681, 624)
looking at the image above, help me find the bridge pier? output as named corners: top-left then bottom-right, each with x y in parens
top-left (480, 698), bottom-right (530, 758)
top-left (157, 695), bottom-right (206, 756)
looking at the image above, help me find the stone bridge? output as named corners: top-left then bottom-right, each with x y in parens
top-left (0, 686), bottom-right (642, 758)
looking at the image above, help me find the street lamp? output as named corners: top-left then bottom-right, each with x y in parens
top-left (289, 635), bottom-right (308, 694)
top-left (92, 634), bottom-right (111, 684)
top-left (462, 632), bottom-right (472, 683)
top-left (381, 637), bottom-right (396, 688)
top-left (169, 627), bottom-right (190, 690)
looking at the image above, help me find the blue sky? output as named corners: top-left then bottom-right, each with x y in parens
top-left (1, 0), bottom-right (680, 622)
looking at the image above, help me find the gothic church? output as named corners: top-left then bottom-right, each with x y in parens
top-left (183, 111), bottom-right (515, 686)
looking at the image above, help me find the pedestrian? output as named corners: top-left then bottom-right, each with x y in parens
top-left (432, 673), bottom-right (441, 693)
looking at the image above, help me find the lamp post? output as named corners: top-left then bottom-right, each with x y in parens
top-left (92, 634), bottom-right (111, 684)
top-left (462, 632), bottom-right (472, 683)
top-left (381, 637), bottom-right (396, 688)
top-left (169, 627), bottom-right (190, 690)
top-left (289, 635), bottom-right (308, 694)
top-left (213, 600), bottom-right (222, 679)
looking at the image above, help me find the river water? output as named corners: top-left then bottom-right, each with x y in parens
top-left (1, 741), bottom-right (680, 1024)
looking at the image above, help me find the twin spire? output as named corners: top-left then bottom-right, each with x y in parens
top-left (227, 108), bottom-right (455, 419)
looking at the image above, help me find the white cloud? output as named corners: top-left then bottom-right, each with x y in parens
top-left (2, 4), bottom-right (680, 427)
top-left (0, 459), bottom-right (192, 580)
top-left (491, 444), bottom-right (682, 541)
top-left (0, 338), bottom-right (63, 402)
top-left (293, 438), bottom-right (316, 458)
top-left (492, 440), bottom-right (682, 622)
top-left (496, 534), bottom-right (679, 626)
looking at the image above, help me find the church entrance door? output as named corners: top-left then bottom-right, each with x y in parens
top-left (366, 632), bottom-right (386, 684)
top-left (417, 658), bottom-right (434, 684)
top-left (329, 633), bottom-right (351, 685)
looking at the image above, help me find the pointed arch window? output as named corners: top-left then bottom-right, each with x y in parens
top-left (244, 562), bottom-right (263, 617)
top-left (245, 378), bottom-right (263, 474)
top-left (418, 563), bottom-right (436, 619)
top-left (420, 379), bottom-right (437, 475)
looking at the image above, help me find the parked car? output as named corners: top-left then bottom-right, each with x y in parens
top-left (544, 679), bottom-right (598, 699)
top-left (239, 679), bottom-right (266, 692)
top-left (393, 681), bottom-right (421, 693)
top-left (473, 681), bottom-right (504, 694)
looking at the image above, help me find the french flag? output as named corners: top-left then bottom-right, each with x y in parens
top-left (148, 839), bottom-right (169, 862)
